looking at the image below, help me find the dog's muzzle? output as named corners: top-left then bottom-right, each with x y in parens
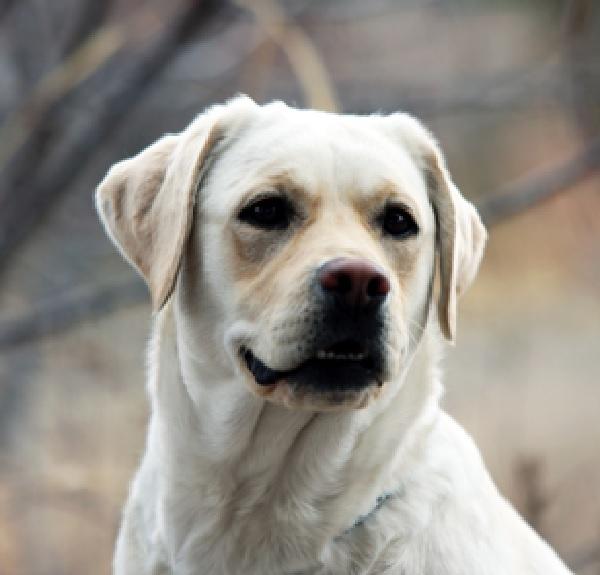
top-left (242, 258), bottom-right (390, 394)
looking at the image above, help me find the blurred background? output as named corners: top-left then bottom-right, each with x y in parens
top-left (0, 0), bottom-right (598, 573)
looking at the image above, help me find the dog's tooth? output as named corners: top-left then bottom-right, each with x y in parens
top-left (317, 350), bottom-right (369, 361)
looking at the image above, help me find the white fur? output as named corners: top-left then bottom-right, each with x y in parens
top-left (98, 98), bottom-right (572, 574)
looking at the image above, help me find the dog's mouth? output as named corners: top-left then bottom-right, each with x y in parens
top-left (241, 339), bottom-right (383, 392)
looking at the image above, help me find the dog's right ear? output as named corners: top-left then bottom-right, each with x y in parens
top-left (95, 96), bottom-right (257, 311)
top-left (377, 113), bottom-right (487, 342)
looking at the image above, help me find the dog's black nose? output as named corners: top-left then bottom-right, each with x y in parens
top-left (318, 257), bottom-right (390, 311)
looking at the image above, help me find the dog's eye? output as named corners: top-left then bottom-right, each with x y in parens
top-left (381, 205), bottom-right (419, 238)
top-left (238, 196), bottom-right (292, 230)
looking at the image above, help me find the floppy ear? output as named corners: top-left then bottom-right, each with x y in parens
top-left (381, 114), bottom-right (487, 341)
top-left (95, 96), bottom-right (257, 310)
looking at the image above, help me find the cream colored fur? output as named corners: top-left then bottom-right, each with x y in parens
top-left (96, 96), bottom-right (572, 574)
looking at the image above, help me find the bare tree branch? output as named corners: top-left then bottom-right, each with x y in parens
top-left (61, 0), bottom-right (113, 57)
top-left (0, 0), bottom-right (227, 275)
top-left (0, 0), bottom-right (16, 22)
top-left (0, 280), bottom-right (146, 350)
top-left (236, 0), bottom-right (339, 112)
top-left (477, 136), bottom-right (600, 227)
top-left (562, 0), bottom-right (598, 143)
top-left (0, 23), bottom-right (125, 168)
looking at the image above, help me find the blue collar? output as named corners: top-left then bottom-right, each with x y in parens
top-left (287, 491), bottom-right (402, 574)
top-left (343, 490), bottom-right (398, 534)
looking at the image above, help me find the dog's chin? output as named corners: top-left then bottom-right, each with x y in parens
top-left (239, 347), bottom-right (385, 411)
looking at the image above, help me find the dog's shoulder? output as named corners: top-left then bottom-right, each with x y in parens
top-left (371, 413), bottom-right (572, 575)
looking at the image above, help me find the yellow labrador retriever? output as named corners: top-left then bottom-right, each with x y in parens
top-left (96, 96), bottom-right (572, 574)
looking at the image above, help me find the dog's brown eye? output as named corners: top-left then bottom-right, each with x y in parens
top-left (382, 205), bottom-right (418, 238)
top-left (239, 196), bottom-right (292, 230)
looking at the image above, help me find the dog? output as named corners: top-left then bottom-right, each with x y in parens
top-left (96, 96), bottom-right (572, 574)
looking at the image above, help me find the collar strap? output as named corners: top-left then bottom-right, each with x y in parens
top-left (343, 490), bottom-right (397, 534)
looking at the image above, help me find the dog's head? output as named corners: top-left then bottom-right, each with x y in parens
top-left (96, 96), bottom-right (486, 411)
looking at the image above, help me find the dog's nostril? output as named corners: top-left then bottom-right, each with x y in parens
top-left (367, 275), bottom-right (390, 298)
top-left (337, 273), bottom-right (352, 294)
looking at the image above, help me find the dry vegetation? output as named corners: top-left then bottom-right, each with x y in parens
top-left (0, 1), bottom-right (599, 573)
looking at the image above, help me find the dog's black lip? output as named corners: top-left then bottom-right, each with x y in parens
top-left (241, 346), bottom-right (378, 388)
top-left (242, 347), bottom-right (285, 386)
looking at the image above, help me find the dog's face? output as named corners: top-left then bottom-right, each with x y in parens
top-left (96, 97), bottom-right (486, 411)
top-left (195, 107), bottom-right (439, 410)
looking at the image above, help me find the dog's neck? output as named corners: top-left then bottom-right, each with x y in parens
top-left (146, 303), bottom-right (443, 572)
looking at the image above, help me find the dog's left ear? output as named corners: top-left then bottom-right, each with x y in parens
top-left (379, 114), bottom-right (487, 341)
top-left (96, 96), bottom-right (257, 310)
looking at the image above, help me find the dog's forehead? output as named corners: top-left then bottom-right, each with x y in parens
top-left (203, 106), bottom-right (429, 216)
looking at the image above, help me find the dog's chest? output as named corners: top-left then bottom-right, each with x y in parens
top-left (160, 479), bottom-right (336, 574)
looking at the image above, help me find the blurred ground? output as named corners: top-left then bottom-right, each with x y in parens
top-left (0, 1), bottom-right (599, 574)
